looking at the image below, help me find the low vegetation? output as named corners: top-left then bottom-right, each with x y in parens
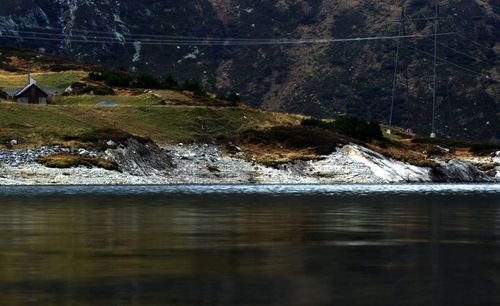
top-left (52, 93), bottom-right (163, 106)
top-left (64, 82), bottom-right (115, 96)
top-left (412, 137), bottom-right (500, 155)
top-left (0, 103), bottom-right (298, 147)
top-left (0, 70), bottom-right (87, 88)
top-left (233, 126), bottom-right (349, 165)
top-left (301, 117), bottom-right (383, 142)
top-left (88, 70), bottom-right (209, 96)
top-left (38, 153), bottom-right (118, 170)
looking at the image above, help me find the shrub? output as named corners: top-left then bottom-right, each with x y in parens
top-left (88, 71), bottom-right (133, 87)
top-left (104, 72), bottom-right (133, 87)
top-left (67, 82), bottom-right (115, 95)
top-left (220, 92), bottom-right (241, 106)
top-left (88, 72), bottom-right (105, 82)
top-left (469, 143), bottom-right (500, 154)
top-left (180, 79), bottom-right (207, 97)
top-left (92, 86), bottom-right (115, 95)
top-left (132, 74), bottom-right (161, 89)
top-left (0, 62), bottom-right (19, 72)
top-left (181, 79), bottom-right (203, 92)
top-left (48, 64), bottom-right (80, 72)
top-left (302, 116), bottom-right (383, 142)
top-left (161, 75), bottom-right (178, 89)
top-left (236, 126), bottom-right (344, 154)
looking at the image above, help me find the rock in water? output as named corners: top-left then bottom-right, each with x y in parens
top-left (106, 138), bottom-right (173, 176)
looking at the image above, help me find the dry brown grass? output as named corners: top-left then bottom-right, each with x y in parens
top-left (38, 153), bottom-right (118, 170)
top-left (232, 125), bottom-right (349, 165)
top-left (367, 143), bottom-right (439, 168)
top-left (0, 70), bottom-right (87, 88)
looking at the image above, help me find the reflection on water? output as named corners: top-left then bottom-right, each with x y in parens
top-left (0, 184), bottom-right (499, 306)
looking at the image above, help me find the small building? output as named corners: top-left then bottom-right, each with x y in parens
top-left (13, 78), bottom-right (49, 104)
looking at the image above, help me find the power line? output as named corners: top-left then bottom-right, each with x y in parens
top-left (9, 25), bottom-right (281, 41)
top-left (407, 46), bottom-right (483, 76)
top-left (0, 32), bottom-right (456, 46)
top-left (454, 31), bottom-right (495, 51)
top-left (436, 42), bottom-right (487, 65)
top-left (10, 23), bottom-right (418, 42)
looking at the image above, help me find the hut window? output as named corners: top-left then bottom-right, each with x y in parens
top-left (18, 97), bottom-right (28, 104)
top-left (39, 97), bottom-right (47, 105)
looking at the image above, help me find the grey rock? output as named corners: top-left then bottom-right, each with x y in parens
top-left (106, 138), bottom-right (174, 176)
top-left (431, 160), bottom-right (493, 182)
top-left (106, 140), bottom-right (117, 147)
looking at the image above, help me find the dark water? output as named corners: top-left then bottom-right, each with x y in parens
top-left (0, 184), bottom-right (499, 306)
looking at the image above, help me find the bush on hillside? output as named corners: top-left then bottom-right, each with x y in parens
top-left (67, 82), bottom-right (115, 96)
top-left (131, 74), bottom-right (161, 89)
top-left (302, 116), bottom-right (383, 142)
top-left (48, 64), bottom-right (81, 72)
top-left (181, 79), bottom-right (202, 92)
top-left (162, 75), bottom-right (178, 89)
top-left (89, 71), bottom-right (133, 87)
top-left (0, 62), bottom-right (19, 72)
top-left (236, 126), bottom-right (344, 155)
top-left (217, 92), bottom-right (241, 106)
top-left (181, 79), bottom-right (207, 97)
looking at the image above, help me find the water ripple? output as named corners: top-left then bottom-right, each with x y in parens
top-left (0, 183), bottom-right (498, 196)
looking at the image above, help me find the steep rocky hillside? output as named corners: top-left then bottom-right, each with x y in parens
top-left (0, 0), bottom-right (498, 141)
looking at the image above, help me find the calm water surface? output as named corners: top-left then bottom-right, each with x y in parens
top-left (0, 184), bottom-right (499, 306)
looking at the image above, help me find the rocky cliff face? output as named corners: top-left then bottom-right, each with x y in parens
top-left (1, 0), bottom-right (498, 140)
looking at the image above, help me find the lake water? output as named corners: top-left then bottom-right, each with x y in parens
top-left (0, 184), bottom-right (499, 306)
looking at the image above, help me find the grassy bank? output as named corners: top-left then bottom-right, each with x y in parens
top-left (0, 103), bottom-right (299, 147)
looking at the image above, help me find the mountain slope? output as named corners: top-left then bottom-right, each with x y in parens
top-left (0, 0), bottom-right (498, 140)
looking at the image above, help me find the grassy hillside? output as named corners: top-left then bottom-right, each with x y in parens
top-left (0, 71), bottom-right (87, 89)
top-left (0, 102), bottom-right (299, 147)
top-left (51, 93), bottom-right (163, 106)
top-left (0, 48), bottom-right (299, 147)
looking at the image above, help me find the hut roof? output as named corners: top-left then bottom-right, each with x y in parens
top-left (13, 80), bottom-right (49, 98)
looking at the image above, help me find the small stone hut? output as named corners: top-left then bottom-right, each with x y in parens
top-left (13, 79), bottom-right (49, 104)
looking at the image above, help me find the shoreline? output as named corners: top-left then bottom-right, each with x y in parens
top-left (0, 141), bottom-right (499, 186)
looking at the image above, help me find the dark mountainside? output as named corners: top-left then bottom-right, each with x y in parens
top-left (0, 0), bottom-right (498, 141)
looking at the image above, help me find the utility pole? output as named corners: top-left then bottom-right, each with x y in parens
top-left (388, 8), bottom-right (404, 135)
top-left (27, 62), bottom-right (31, 84)
top-left (430, 2), bottom-right (438, 138)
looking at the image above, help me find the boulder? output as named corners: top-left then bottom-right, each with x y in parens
top-left (106, 140), bottom-right (117, 147)
top-left (431, 160), bottom-right (493, 182)
top-left (106, 138), bottom-right (174, 176)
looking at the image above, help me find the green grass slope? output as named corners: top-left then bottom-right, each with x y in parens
top-left (0, 102), bottom-right (298, 148)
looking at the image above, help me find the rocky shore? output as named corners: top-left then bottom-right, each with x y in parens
top-left (0, 139), bottom-right (498, 185)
